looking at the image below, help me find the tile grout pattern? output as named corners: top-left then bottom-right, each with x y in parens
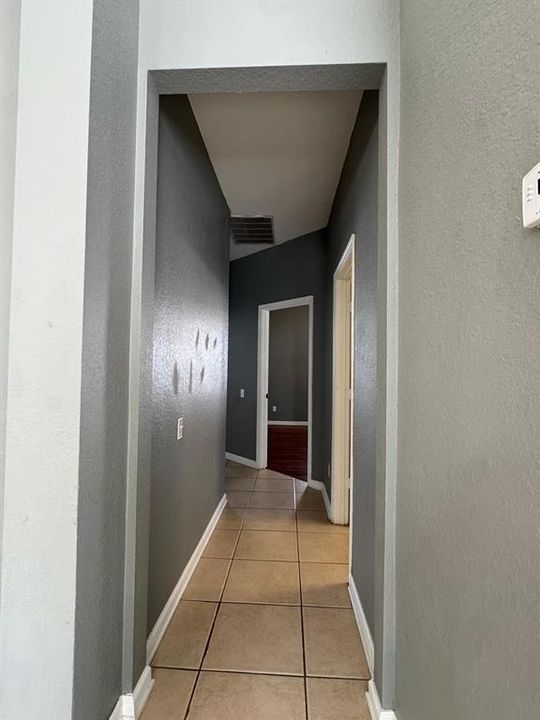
top-left (141, 462), bottom-right (370, 720)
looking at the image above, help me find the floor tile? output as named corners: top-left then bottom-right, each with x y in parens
top-left (296, 487), bottom-right (325, 510)
top-left (249, 491), bottom-right (294, 509)
top-left (254, 476), bottom-right (294, 493)
top-left (222, 559), bottom-right (300, 605)
top-left (242, 508), bottom-right (296, 532)
top-left (303, 607), bottom-right (370, 679)
top-left (300, 563), bottom-right (351, 608)
top-left (202, 529), bottom-right (239, 559)
top-left (226, 491), bottom-right (251, 508)
top-left (225, 476), bottom-right (256, 492)
top-left (183, 558), bottom-right (231, 602)
top-left (140, 668), bottom-right (197, 720)
top-left (306, 677), bottom-right (370, 720)
top-left (298, 532), bottom-right (348, 564)
top-left (225, 465), bottom-right (258, 478)
top-left (296, 510), bottom-right (348, 534)
top-left (257, 469), bottom-right (293, 480)
top-left (152, 601), bottom-right (217, 670)
top-left (187, 671), bottom-right (306, 720)
top-left (216, 507), bottom-right (245, 530)
top-left (235, 530), bottom-right (298, 561)
top-left (202, 603), bottom-right (304, 675)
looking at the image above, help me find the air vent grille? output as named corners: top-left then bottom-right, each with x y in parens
top-left (231, 215), bottom-right (275, 245)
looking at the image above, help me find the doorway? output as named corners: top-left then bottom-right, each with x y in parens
top-left (256, 296), bottom-right (313, 481)
top-left (331, 235), bottom-right (355, 527)
top-left (125, 64), bottom-right (395, 713)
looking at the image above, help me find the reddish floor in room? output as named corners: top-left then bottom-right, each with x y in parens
top-left (267, 425), bottom-right (308, 481)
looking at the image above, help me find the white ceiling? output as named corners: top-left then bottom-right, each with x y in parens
top-left (188, 91), bottom-right (362, 260)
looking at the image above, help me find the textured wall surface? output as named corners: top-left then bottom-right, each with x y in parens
top-left (326, 92), bottom-right (379, 635)
top-left (398, 1), bottom-right (540, 718)
top-left (148, 95), bottom-right (230, 630)
top-left (0, 3), bottom-right (94, 718)
top-left (72, 2), bottom-right (140, 718)
top-left (268, 306), bottom-right (309, 422)
top-left (226, 231), bottom-right (326, 479)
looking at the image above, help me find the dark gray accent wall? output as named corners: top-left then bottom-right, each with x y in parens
top-left (398, 2), bottom-right (540, 719)
top-left (268, 306), bottom-right (309, 422)
top-left (325, 91), bottom-right (379, 637)
top-left (73, 1), bottom-right (139, 718)
top-left (148, 95), bottom-right (230, 631)
top-left (227, 231), bottom-right (325, 480)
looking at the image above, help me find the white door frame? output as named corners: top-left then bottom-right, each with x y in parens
top-left (256, 295), bottom-right (313, 479)
top-left (331, 235), bottom-right (355, 527)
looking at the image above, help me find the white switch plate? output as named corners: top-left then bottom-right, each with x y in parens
top-left (272, 405), bottom-right (277, 413)
top-left (240, 388), bottom-right (245, 398)
top-left (177, 417), bottom-right (184, 440)
top-left (522, 162), bottom-right (540, 228)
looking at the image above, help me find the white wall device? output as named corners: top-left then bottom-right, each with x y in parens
top-left (522, 162), bottom-right (540, 229)
top-left (240, 388), bottom-right (245, 398)
top-left (177, 417), bottom-right (184, 440)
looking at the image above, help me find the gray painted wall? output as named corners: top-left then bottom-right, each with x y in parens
top-left (397, 1), bottom-right (540, 718)
top-left (72, 2), bottom-right (139, 718)
top-left (268, 306), bottom-right (309, 422)
top-left (226, 230), bottom-right (326, 480)
top-left (148, 95), bottom-right (230, 630)
top-left (325, 92), bottom-right (379, 638)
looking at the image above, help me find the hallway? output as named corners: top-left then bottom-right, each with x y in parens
top-left (141, 462), bottom-right (370, 719)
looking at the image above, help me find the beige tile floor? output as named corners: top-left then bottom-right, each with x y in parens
top-left (141, 462), bottom-right (370, 720)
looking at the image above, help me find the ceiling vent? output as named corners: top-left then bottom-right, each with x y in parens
top-left (231, 215), bottom-right (275, 245)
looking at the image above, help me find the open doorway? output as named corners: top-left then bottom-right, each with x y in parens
top-left (126, 65), bottom-right (394, 719)
top-left (256, 296), bottom-right (313, 481)
top-left (331, 235), bottom-right (355, 526)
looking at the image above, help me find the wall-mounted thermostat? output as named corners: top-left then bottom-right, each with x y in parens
top-left (522, 162), bottom-right (540, 229)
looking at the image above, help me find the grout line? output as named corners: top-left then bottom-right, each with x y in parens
top-left (182, 505), bottom-right (247, 719)
top-left (154, 664), bottom-right (370, 682)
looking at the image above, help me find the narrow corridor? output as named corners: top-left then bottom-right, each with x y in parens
top-left (141, 461), bottom-right (370, 719)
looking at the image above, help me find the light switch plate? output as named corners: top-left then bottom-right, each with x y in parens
top-left (177, 417), bottom-right (184, 440)
top-left (522, 162), bottom-right (540, 228)
top-left (240, 388), bottom-right (245, 398)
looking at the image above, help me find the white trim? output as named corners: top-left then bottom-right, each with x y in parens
top-left (366, 679), bottom-right (398, 720)
top-left (225, 452), bottom-right (259, 469)
top-left (331, 235), bottom-right (355, 527)
top-left (109, 698), bottom-right (123, 720)
top-left (307, 478), bottom-right (332, 519)
top-left (348, 573), bottom-right (375, 674)
top-left (259, 295), bottom-right (314, 312)
top-left (133, 665), bottom-right (154, 717)
top-left (145, 494), bottom-right (227, 663)
top-left (267, 420), bottom-right (308, 426)
top-left (108, 666), bottom-right (154, 720)
top-left (256, 295), bottom-right (313, 481)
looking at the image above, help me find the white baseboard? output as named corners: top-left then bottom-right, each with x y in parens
top-left (366, 679), bottom-right (397, 720)
top-left (146, 494), bottom-right (227, 663)
top-left (348, 573), bottom-right (375, 674)
top-left (108, 666), bottom-right (154, 720)
top-left (109, 697), bottom-right (123, 720)
top-left (225, 452), bottom-right (259, 468)
top-left (133, 666), bottom-right (154, 717)
top-left (267, 420), bottom-right (309, 426)
top-left (307, 478), bottom-right (332, 519)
